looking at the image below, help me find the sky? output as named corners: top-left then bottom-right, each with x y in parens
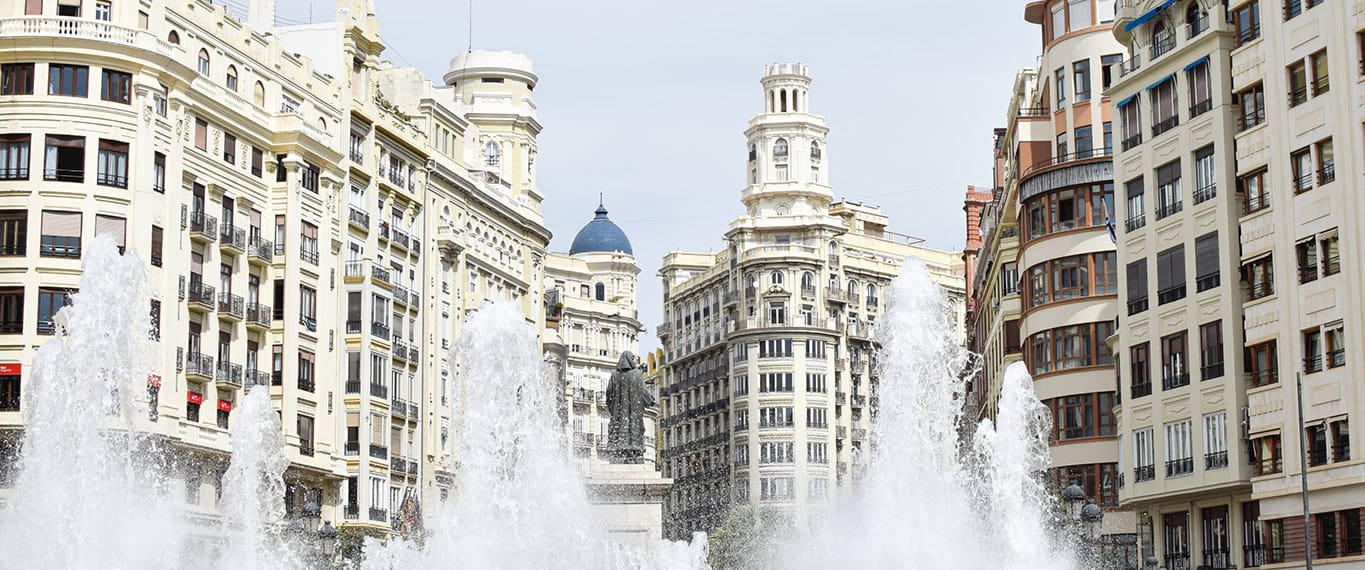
top-left (278, 0), bottom-right (1041, 351)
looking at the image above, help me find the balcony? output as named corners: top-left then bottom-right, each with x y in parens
top-left (1150, 33), bottom-right (1176, 60)
top-left (369, 444), bottom-right (388, 460)
top-left (1165, 457), bottom-right (1193, 477)
top-left (1162, 372), bottom-right (1190, 390)
top-left (370, 382), bottom-right (388, 399)
top-left (344, 260), bottom-right (365, 280)
top-left (299, 443), bottom-right (314, 457)
top-left (1200, 362), bottom-right (1225, 381)
top-left (392, 229), bottom-right (411, 251)
top-left (825, 288), bottom-right (847, 303)
top-left (246, 369), bottom-right (270, 388)
top-left (1189, 99), bottom-right (1212, 119)
top-left (299, 245), bottom-right (319, 265)
top-left (345, 380), bottom-right (361, 394)
top-left (1121, 133), bottom-right (1143, 152)
top-left (1119, 53), bottom-right (1142, 77)
top-left (368, 507), bottom-right (387, 523)
top-left (186, 280), bottom-right (215, 312)
top-left (407, 346), bottom-right (419, 362)
top-left (1131, 380), bottom-right (1152, 399)
top-left (1304, 354), bottom-right (1323, 374)
top-left (1318, 164), bottom-right (1335, 186)
top-left (348, 207), bottom-right (370, 230)
top-left (1157, 285), bottom-right (1186, 305)
top-left (1196, 274), bottom-right (1220, 293)
top-left (215, 362), bottom-right (243, 388)
top-left (344, 441), bottom-right (360, 456)
top-left (245, 303), bottom-right (271, 330)
top-left (1134, 465), bottom-right (1155, 482)
top-left (1152, 115), bottom-right (1180, 138)
top-left (181, 352), bottom-right (213, 383)
top-left (0, 17), bottom-right (183, 58)
top-left (371, 321), bottom-right (391, 341)
top-left (247, 236), bottom-right (273, 265)
top-left (392, 340), bottom-right (410, 362)
top-left (298, 314), bottom-right (317, 333)
top-left (1193, 183), bottom-right (1216, 205)
top-left (219, 226), bottom-right (246, 254)
top-left (1205, 450), bottom-right (1228, 470)
top-left (835, 391), bottom-right (847, 405)
top-left (1155, 201), bottom-right (1183, 220)
top-left (371, 264), bottom-right (392, 287)
top-left (390, 456), bottom-right (406, 473)
top-left (217, 292), bottom-right (244, 321)
top-left (188, 210), bottom-right (218, 243)
top-left (1245, 369), bottom-right (1279, 388)
top-left (1328, 349), bottom-right (1345, 369)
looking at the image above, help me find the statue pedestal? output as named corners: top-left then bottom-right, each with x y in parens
top-left (585, 462), bottom-right (672, 555)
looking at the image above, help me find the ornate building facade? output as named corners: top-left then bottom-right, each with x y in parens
top-left (657, 63), bottom-right (966, 539)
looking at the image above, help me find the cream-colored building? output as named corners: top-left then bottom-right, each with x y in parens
top-left (966, 0), bottom-right (1137, 562)
top-left (657, 63), bottom-right (966, 540)
top-left (542, 203), bottom-right (654, 468)
top-left (0, 0), bottom-right (551, 540)
top-left (1112, 1), bottom-right (1363, 568)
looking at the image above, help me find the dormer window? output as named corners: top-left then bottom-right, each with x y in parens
top-left (484, 141), bottom-right (501, 167)
top-left (773, 138), bottom-right (789, 159)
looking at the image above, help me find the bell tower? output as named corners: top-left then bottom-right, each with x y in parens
top-left (741, 63), bottom-right (832, 219)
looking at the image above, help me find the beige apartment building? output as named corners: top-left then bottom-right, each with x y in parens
top-left (1111, 1), bottom-right (1364, 568)
top-left (0, 0), bottom-right (551, 541)
top-left (657, 63), bottom-right (965, 540)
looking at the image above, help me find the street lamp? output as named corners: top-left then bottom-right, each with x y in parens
top-left (317, 521), bottom-right (339, 560)
top-left (1143, 554), bottom-right (1159, 569)
top-left (1080, 500), bottom-right (1104, 540)
top-left (1062, 481), bottom-right (1086, 521)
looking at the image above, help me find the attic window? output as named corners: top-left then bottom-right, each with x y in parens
top-left (480, 77), bottom-right (505, 83)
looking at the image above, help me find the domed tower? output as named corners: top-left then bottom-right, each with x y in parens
top-left (742, 63), bottom-right (833, 219)
top-left (444, 50), bottom-right (542, 210)
top-left (569, 202), bottom-right (634, 257)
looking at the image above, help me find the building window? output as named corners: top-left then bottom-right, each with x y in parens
top-left (1023, 252), bottom-right (1117, 308)
top-left (1188, 59), bottom-right (1211, 117)
top-left (759, 441), bottom-right (794, 464)
top-left (1155, 160), bottom-right (1182, 220)
top-left (48, 64), bottom-right (88, 97)
top-left (1156, 245), bottom-right (1186, 305)
top-left (1051, 1), bottom-right (1066, 39)
top-left (1045, 392), bottom-right (1116, 441)
top-left (1123, 176), bottom-right (1146, 231)
top-left (1330, 419), bottom-right (1350, 463)
top-left (0, 288), bottom-right (23, 334)
top-left (1234, 1), bottom-right (1261, 46)
top-left (1024, 321), bottom-right (1114, 375)
top-left (40, 210), bottom-right (81, 258)
top-left (301, 162), bottom-right (319, 192)
top-left (1203, 412), bottom-right (1228, 470)
top-left (94, 0), bottom-right (111, 20)
top-left (37, 288), bottom-right (73, 335)
top-left (0, 134), bottom-right (31, 180)
top-left (1022, 182), bottom-right (1112, 240)
top-left (1163, 512), bottom-right (1192, 569)
top-left (1199, 321), bottom-right (1224, 380)
top-left (758, 373), bottom-right (793, 393)
top-left (299, 285), bottom-right (317, 331)
top-left (1073, 60), bottom-right (1091, 102)
top-left (1291, 146), bottom-right (1314, 193)
top-left (1246, 340), bottom-right (1279, 387)
top-left (1191, 145), bottom-right (1216, 204)
top-left (1131, 342), bottom-right (1152, 398)
top-left (1161, 331), bottom-right (1189, 389)
top-left (1288, 59), bottom-right (1309, 107)
top-left (1243, 254), bottom-right (1274, 301)
top-left (43, 134), bottom-right (84, 183)
top-left (1308, 50), bottom-right (1328, 97)
top-left (300, 222), bottom-right (318, 265)
top-left (99, 69), bottom-right (131, 104)
top-left (1055, 67), bottom-right (1066, 108)
top-left (1101, 54), bottom-right (1123, 90)
top-left (194, 118), bottom-right (208, 151)
top-left (1, 63), bottom-right (35, 95)
top-left (1296, 238), bottom-right (1319, 283)
top-left (0, 211), bottom-right (26, 256)
top-left (1150, 76), bottom-right (1179, 137)
top-left (1324, 323), bottom-right (1345, 369)
top-left (1164, 419), bottom-right (1194, 477)
top-left (94, 214), bottom-right (126, 253)
top-left (222, 132), bottom-right (236, 164)
top-left (1126, 258), bottom-right (1148, 315)
top-left (96, 139), bottom-right (128, 188)
top-left (225, 65), bottom-right (238, 92)
top-left (1237, 83), bottom-right (1266, 131)
top-left (197, 49), bottom-right (211, 76)
top-left (1187, 2), bottom-right (1208, 37)
top-left (1134, 427), bottom-right (1155, 481)
top-left (766, 302), bottom-right (786, 326)
top-left (150, 225), bottom-right (163, 267)
top-left (1074, 125), bottom-right (1093, 157)
top-left (1240, 168), bottom-right (1269, 214)
top-left (298, 350), bottom-right (315, 392)
top-left (1319, 230), bottom-right (1340, 276)
top-left (1254, 433), bottom-right (1282, 475)
top-left (758, 406), bottom-right (793, 428)
top-left (1315, 138), bottom-right (1334, 185)
top-left (483, 141), bottom-right (500, 167)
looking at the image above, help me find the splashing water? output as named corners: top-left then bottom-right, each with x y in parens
top-left (0, 236), bottom-right (298, 569)
top-left (771, 258), bottom-right (1079, 570)
top-left (363, 301), bottom-right (709, 569)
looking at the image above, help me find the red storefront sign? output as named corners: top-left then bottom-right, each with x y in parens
top-left (187, 391), bottom-right (204, 405)
top-left (147, 374), bottom-right (162, 388)
top-left (217, 400), bottom-right (232, 413)
top-left (0, 363), bottom-right (21, 376)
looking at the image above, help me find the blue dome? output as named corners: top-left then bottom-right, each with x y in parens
top-left (569, 204), bottom-right (633, 255)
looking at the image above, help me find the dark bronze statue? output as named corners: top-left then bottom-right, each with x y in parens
top-left (605, 352), bottom-right (654, 464)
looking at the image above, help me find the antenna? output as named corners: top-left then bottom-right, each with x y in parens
top-left (468, 0), bottom-right (474, 53)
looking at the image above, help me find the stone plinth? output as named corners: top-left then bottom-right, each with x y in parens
top-left (586, 462), bottom-right (672, 554)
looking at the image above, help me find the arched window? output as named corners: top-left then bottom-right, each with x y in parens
top-left (1152, 20), bottom-right (1170, 46)
top-left (197, 49), bottom-right (210, 76)
top-left (773, 138), bottom-right (788, 158)
top-left (484, 141), bottom-right (500, 167)
top-left (770, 271), bottom-right (783, 286)
top-left (811, 141), bottom-right (822, 162)
top-left (801, 271), bottom-right (815, 290)
top-left (793, 90), bottom-right (800, 112)
top-left (748, 144), bottom-right (756, 163)
top-left (847, 279), bottom-right (858, 295)
top-left (746, 273), bottom-right (757, 290)
top-left (253, 81), bottom-right (265, 107)
top-left (780, 89), bottom-right (788, 112)
top-left (867, 284), bottom-right (877, 301)
top-left (225, 65), bottom-right (238, 91)
top-left (594, 283), bottom-right (605, 301)
top-left (1186, 1), bottom-right (1205, 35)
top-left (167, 30), bottom-right (180, 45)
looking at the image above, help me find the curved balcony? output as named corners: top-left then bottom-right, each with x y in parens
top-left (0, 17), bottom-right (182, 58)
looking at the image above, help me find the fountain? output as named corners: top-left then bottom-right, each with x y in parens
top-left (0, 236), bottom-right (1082, 570)
top-left (0, 236), bottom-right (296, 570)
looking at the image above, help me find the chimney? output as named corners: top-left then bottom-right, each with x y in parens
top-left (248, 0), bottom-right (276, 32)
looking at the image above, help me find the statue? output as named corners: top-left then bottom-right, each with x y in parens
top-left (605, 352), bottom-right (654, 464)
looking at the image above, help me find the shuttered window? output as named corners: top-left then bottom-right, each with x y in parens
top-left (1195, 232), bottom-right (1219, 291)
top-left (26, 0), bottom-right (42, 15)
top-left (1126, 258), bottom-right (1148, 311)
top-left (150, 225), bottom-right (163, 266)
top-left (1157, 245), bottom-right (1186, 303)
top-left (194, 118), bottom-right (208, 150)
top-left (40, 210), bottom-right (81, 258)
top-left (94, 214), bottom-right (126, 250)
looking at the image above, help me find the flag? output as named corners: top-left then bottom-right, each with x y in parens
top-left (1105, 213), bottom-right (1117, 244)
